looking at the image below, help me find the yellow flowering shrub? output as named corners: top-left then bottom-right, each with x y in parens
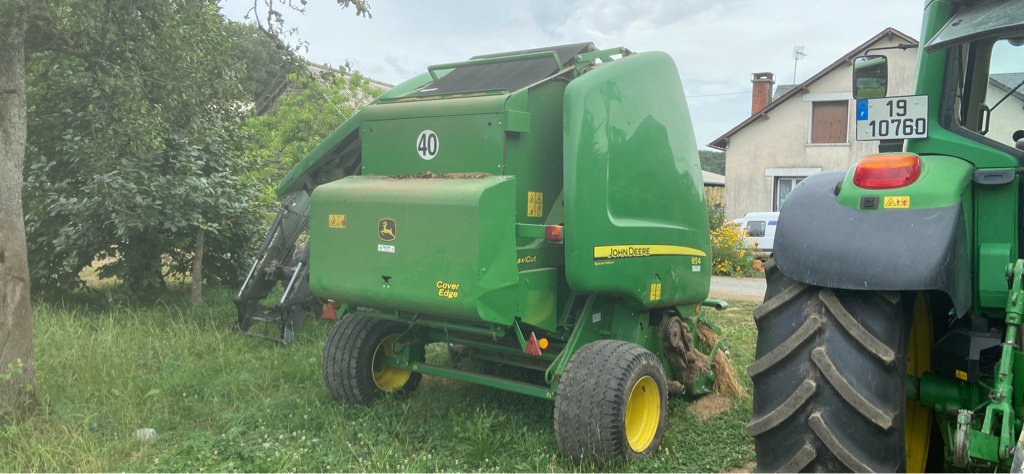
top-left (711, 222), bottom-right (762, 277)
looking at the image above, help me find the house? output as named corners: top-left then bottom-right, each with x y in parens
top-left (988, 73), bottom-right (1024, 148)
top-left (709, 28), bottom-right (919, 219)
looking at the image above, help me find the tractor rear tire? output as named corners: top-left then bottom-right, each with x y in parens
top-left (322, 313), bottom-right (421, 405)
top-left (749, 261), bottom-right (911, 472)
top-left (554, 340), bottom-right (668, 464)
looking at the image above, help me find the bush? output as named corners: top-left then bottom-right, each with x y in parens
top-left (708, 204), bottom-right (762, 277)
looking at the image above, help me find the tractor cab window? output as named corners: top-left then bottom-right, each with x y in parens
top-left (949, 36), bottom-right (1024, 149)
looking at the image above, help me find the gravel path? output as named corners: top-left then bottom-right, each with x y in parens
top-left (709, 275), bottom-right (767, 302)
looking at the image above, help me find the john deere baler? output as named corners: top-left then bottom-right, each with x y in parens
top-left (303, 43), bottom-right (726, 463)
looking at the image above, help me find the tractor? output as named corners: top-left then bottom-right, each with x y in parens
top-left (237, 43), bottom-right (740, 463)
top-left (749, 0), bottom-right (1024, 471)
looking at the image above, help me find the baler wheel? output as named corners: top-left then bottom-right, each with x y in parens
top-left (554, 340), bottom-right (668, 463)
top-left (748, 260), bottom-right (924, 472)
top-left (322, 314), bottom-right (421, 405)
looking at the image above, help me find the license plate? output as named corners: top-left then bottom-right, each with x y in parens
top-left (855, 95), bottom-right (928, 141)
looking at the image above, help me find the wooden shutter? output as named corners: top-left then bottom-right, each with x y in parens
top-left (811, 101), bottom-right (849, 143)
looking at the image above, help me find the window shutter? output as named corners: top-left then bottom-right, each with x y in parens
top-left (811, 101), bottom-right (849, 144)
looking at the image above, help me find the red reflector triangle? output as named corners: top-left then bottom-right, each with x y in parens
top-left (525, 331), bottom-right (542, 356)
top-left (321, 301), bottom-right (338, 321)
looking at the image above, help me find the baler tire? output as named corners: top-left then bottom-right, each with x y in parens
top-left (322, 313), bottom-right (421, 405)
top-left (749, 260), bottom-right (910, 472)
top-left (554, 340), bottom-right (668, 464)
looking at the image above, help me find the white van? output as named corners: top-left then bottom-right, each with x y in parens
top-left (730, 211), bottom-right (779, 259)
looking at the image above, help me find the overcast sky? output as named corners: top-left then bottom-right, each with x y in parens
top-left (221, 1), bottom-right (924, 150)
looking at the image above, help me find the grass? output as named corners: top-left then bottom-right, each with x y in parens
top-left (1, 288), bottom-right (760, 472)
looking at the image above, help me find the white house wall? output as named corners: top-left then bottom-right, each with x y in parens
top-left (724, 36), bottom-right (919, 219)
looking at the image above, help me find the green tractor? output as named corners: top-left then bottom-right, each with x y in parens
top-left (749, 0), bottom-right (1024, 471)
top-left (241, 43), bottom-right (740, 462)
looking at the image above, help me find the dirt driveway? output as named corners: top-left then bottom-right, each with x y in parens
top-left (709, 275), bottom-right (766, 302)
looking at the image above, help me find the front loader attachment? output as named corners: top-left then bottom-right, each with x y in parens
top-left (233, 191), bottom-right (315, 344)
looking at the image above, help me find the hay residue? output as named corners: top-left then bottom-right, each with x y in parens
top-left (697, 324), bottom-right (747, 398)
top-left (386, 172), bottom-right (492, 179)
top-left (687, 392), bottom-right (732, 421)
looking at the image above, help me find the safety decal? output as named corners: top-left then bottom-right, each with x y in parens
top-left (593, 245), bottom-right (707, 260)
top-left (527, 191), bottom-right (544, 217)
top-left (883, 196), bottom-right (910, 208)
top-left (378, 218), bottom-right (397, 241)
top-left (328, 214), bottom-right (347, 229)
top-left (436, 280), bottom-right (460, 299)
top-left (649, 283), bottom-right (662, 301)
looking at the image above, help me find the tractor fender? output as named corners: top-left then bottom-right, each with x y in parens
top-left (773, 170), bottom-right (971, 316)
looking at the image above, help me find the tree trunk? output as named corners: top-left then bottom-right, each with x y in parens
top-left (191, 228), bottom-right (203, 308)
top-left (123, 233), bottom-right (166, 297)
top-left (0, 12), bottom-right (36, 416)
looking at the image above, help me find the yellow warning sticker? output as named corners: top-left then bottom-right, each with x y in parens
top-left (650, 283), bottom-right (662, 301)
top-left (955, 369), bottom-right (968, 381)
top-left (328, 214), bottom-right (347, 228)
top-left (593, 245), bottom-right (707, 260)
top-left (527, 191), bottom-right (544, 217)
top-left (883, 196), bottom-right (910, 209)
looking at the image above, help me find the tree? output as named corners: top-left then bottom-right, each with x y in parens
top-left (698, 149), bottom-right (726, 175)
top-left (243, 69), bottom-right (383, 202)
top-left (225, 21), bottom-right (296, 102)
top-left (23, 0), bottom-right (259, 296)
top-left (0, 0), bottom-right (372, 417)
top-left (0, 0), bottom-right (36, 417)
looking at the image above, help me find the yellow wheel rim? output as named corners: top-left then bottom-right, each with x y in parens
top-left (624, 375), bottom-right (661, 452)
top-left (905, 293), bottom-right (933, 473)
top-left (371, 334), bottom-right (412, 392)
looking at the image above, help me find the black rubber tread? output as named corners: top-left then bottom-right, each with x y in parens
top-left (554, 340), bottom-right (668, 464)
top-left (749, 260), bottom-right (910, 472)
top-left (322, 313), bottom-right (421, 405)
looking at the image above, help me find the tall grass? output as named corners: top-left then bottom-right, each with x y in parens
top-left (2, 288), bottom-right (757, 472)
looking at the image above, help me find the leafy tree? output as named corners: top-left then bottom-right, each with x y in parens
top-left (699, 149), bottom-right (726, 175)
top-left (23, 0), bottom-right (258, 296)
top-left (0, 0), bottom-right (372, 416)
top-left (243, 69), bottom-right (384, 203)
top-left (225, 21), bottom-right (295, 102)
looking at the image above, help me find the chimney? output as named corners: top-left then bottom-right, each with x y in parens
top-left (751, 72), bottom-right (775, 115)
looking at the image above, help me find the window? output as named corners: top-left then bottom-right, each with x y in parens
top-left (774, 177), bottom-right (805, 211)
top-left (810, 101), bottom-right (849, 143)
top-left (747, 220), bottom-right (766, 237)
top-left (944, 36), bottom-right (1024, 154)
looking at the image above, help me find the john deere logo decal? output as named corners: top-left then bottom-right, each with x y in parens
top-left (378, 218), bottom-right (397, 241)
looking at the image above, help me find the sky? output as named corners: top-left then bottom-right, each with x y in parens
top-left (221, 0), bottom-right (924, 150)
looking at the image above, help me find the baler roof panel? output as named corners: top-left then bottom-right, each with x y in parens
top-left (412, 42), bottom-right (595, 97)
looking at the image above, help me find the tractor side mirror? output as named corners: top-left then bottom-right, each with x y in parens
top-left (853, 55), bottom-right (888, 99)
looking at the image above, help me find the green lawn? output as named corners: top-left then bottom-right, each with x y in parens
top-left (2, 288), bottom-right (758, 472)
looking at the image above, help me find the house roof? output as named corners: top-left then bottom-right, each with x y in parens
top-left (708, 27), bottom-right (918, 150)
top-left (773, 84), bottom-right (797, 99)
top-left (991, 73), bottom-right (1024, 103)
top-left (703, 170), bottom-right (725, 187)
